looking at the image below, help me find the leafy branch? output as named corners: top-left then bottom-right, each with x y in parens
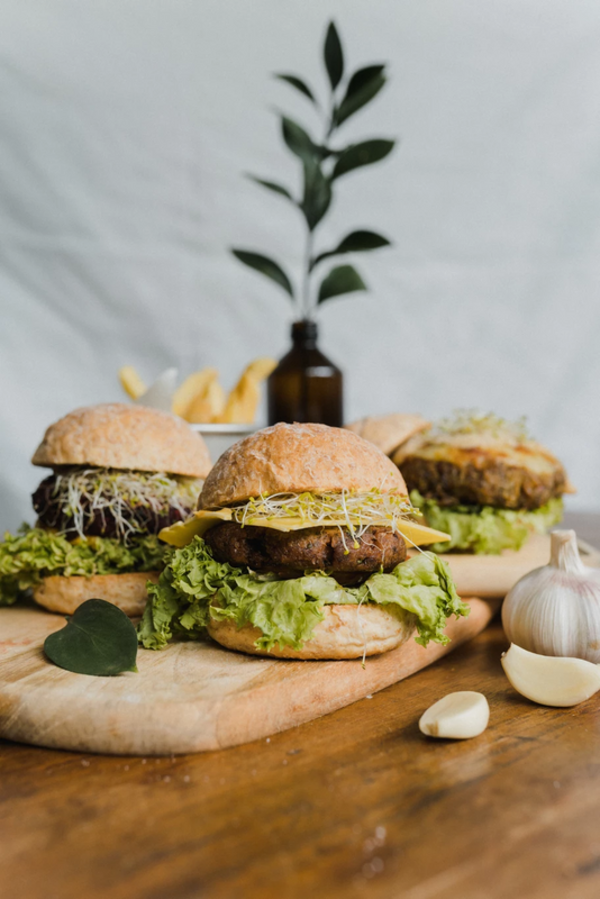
top-left (232, 21), bottom-right (396, 318)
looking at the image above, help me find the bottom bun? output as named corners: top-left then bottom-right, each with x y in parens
top-left (32, 572), bottom-right (160, 617)
top-left (207, 604), bottom-right (417, 660)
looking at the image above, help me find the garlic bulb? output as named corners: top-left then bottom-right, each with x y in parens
top-left (502, 530), bottom-right (600, 662)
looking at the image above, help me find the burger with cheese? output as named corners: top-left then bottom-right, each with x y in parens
top-left (394, 411), bottom-right (571, 555)
top-left (140, 422), bottom-right (467, 659)
top-left (0, 403), bottom-right (211, 615)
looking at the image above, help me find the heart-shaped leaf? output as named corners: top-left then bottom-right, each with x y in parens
top-left (247, 175), bottom-right (294, 201)
top-left (318, 264), bottom-right (367, 303)
top-left (300, 158), bottom-right (332, 231)
top-left (232, 250), bottom-right (294, 297)
top-left (332, 139), bottom-right (395, 179)
top-left (275, 74), bottom-right (317, 104)
top-left (281, 116), bottom-right (319, 163)
top-left (324, 22), bottom-right (344, 90)
top-left (311, 230), bottom-right (391, 268)
top-left (44, 599), bottom-right (138, 676)
top-left (335, 70), bottom-right (386, 126)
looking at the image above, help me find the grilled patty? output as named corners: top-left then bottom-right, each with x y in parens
top-left (401, 456), bottom-right (566, 510)
top-left (32, 474), bottom-right (193, 539)
top-left (205, 522), bottom-right (407, 575)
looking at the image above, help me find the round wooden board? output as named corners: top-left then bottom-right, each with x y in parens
top-left (0, 598), bottom-right (496, 756)
top-left (412, 533), bottom-right (600, 599)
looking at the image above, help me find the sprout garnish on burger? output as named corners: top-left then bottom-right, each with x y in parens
top-left (0, 403), bottom-right (211, 615)
top-left (394, 410), bottom-right (571, 555)
top-left (140, 423), bottom-right (468, 659)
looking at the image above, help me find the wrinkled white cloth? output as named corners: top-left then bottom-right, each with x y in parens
top-left (1, 0), bottom-right (600, 531)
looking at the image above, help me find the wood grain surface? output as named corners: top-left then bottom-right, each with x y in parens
top-left (1, 512), bottom-right (599, 898)
top-left (0, 598), bottom-right (493, 755)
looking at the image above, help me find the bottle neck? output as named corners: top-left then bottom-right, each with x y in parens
top-left (291, 319), bottom-right (318, 349)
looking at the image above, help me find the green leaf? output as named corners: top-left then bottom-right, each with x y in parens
top-left (332, 139), bottom-right (395, 179)
top-left (300, 158), bottom-right (332, 231)
top-left (232, 250), bottom-right (294, 297)
top-left (44, 599), bottom-right (138, 676)
top-left (335, 70), bottom-right (386, 126)
top-left (311, 230), bottom-right (391, 268)
top-left (281, 116), bottom-right (318, 162)
top-left (247, 175), bottom-right (294, 201)
top-left (346, 64), bottom-right (386, 96)
top-left (318, 264), bottom-right (367, 303)
top-left (275, 74), bottom-right (317, 104)
top-left (324, 22), bottom-right (344, 90)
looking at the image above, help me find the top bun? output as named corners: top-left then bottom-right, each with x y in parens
top-left (198, 422), bottom-right (406, 509)
top-left (346, 413), bottom-right (430, 457)
top-left (32, 403), bottom-right (211, 478)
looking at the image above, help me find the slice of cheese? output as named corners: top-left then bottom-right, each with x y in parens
top-left (159, 509), bottom-right (450, 549)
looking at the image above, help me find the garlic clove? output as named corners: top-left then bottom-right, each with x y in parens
top-left (501, 643), bottom-right (600, 707)
top-left (419, 691), bottom-right (490, 739)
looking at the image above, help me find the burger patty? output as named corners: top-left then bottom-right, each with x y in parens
top-left (205, 522), bottom-right (407, 574)
top-left (401, 456), bottom-right (566, 510)
top-left (32, 475), bottom-right (192, 539)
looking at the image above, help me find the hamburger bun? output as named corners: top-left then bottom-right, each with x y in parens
top-left (32, 571), bottom-right (160, 617)
top-left (32, 403), bottom-right (211, 478)
top-left (346, 413), bottom-right (430, 457)
top-left (199, 421), bottom-right (407, 510)
top-left (207, 603), bottom-right (417, 660)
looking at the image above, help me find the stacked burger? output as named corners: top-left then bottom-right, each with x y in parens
top-left (0, 403), bottom-right (211, 615)
top-left (140, 423), bottom-right (467, 658)
top-left (393, 411), bottom-right (571, 555)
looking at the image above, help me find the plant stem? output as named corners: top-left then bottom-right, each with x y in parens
top-left (302, 229), bottom-right (314, 318)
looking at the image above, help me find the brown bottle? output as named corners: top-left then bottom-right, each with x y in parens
top-left (267, 320), bottom-right (343, 426)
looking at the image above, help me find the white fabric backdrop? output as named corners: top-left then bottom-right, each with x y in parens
top-left (1, 0), bottom-right (600, 531)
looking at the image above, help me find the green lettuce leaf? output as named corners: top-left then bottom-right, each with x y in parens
top-left (410, 491), bottom-right (564, 554)
top-left (0, 525), bottom-right (167, 606)
top-left (139, 537), bottom-right (468, 651)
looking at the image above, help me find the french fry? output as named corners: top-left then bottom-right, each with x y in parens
top-left (119, 366), bottom-right (146, 400)
top-left (217, 358), bottom-right (276, 424)
top-left (243, 357), bottom-right (277, 382)
top-left (172, 368), bottom-right (218, 418)
top-left (205, 379), bottom-right (226, 422)
top-left (218, 374), bottom-right (260, 424)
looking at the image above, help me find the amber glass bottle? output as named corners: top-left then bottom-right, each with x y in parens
top-left (267, 320), bottom-right (343, 426)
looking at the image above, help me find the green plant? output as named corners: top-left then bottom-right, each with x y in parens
top-left (232, 21), bottom-right (396, 318)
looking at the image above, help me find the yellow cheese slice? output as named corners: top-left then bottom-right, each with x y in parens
top-left (159, 509), bottom-right (450, 549)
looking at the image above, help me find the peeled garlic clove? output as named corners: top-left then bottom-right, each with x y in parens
top-left (419, 691), bottom-right (490, 739)
top-left (501, 643), bottom-right (600, 707)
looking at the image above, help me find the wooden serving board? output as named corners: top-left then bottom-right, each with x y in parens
top-left (414, 534), bottom-right (600, 599)
top-left (0, 598), bottom-right (496, 756)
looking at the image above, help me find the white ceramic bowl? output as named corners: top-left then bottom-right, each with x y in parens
top-left (189, 423), bottom-right (257, 466)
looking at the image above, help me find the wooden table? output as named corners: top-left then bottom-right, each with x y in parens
top-left (2, 512), bottom-right (599, 899)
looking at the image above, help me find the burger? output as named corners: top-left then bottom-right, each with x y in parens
top-left (393, 410), bottom-right (571, 555)
top-left (0, 403), bottom-right (211, 615)
top-left (140, 422), bottom-right (468, 659)
top-left (346, 412), bottom-right (430, 457)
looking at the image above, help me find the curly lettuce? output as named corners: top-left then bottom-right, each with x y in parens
top-left (138, 537), bottom-right (468, 652)
top-left (0, 525), bottom-right (167, 605)
top-left (410, 491), bottom-right (564, 554)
